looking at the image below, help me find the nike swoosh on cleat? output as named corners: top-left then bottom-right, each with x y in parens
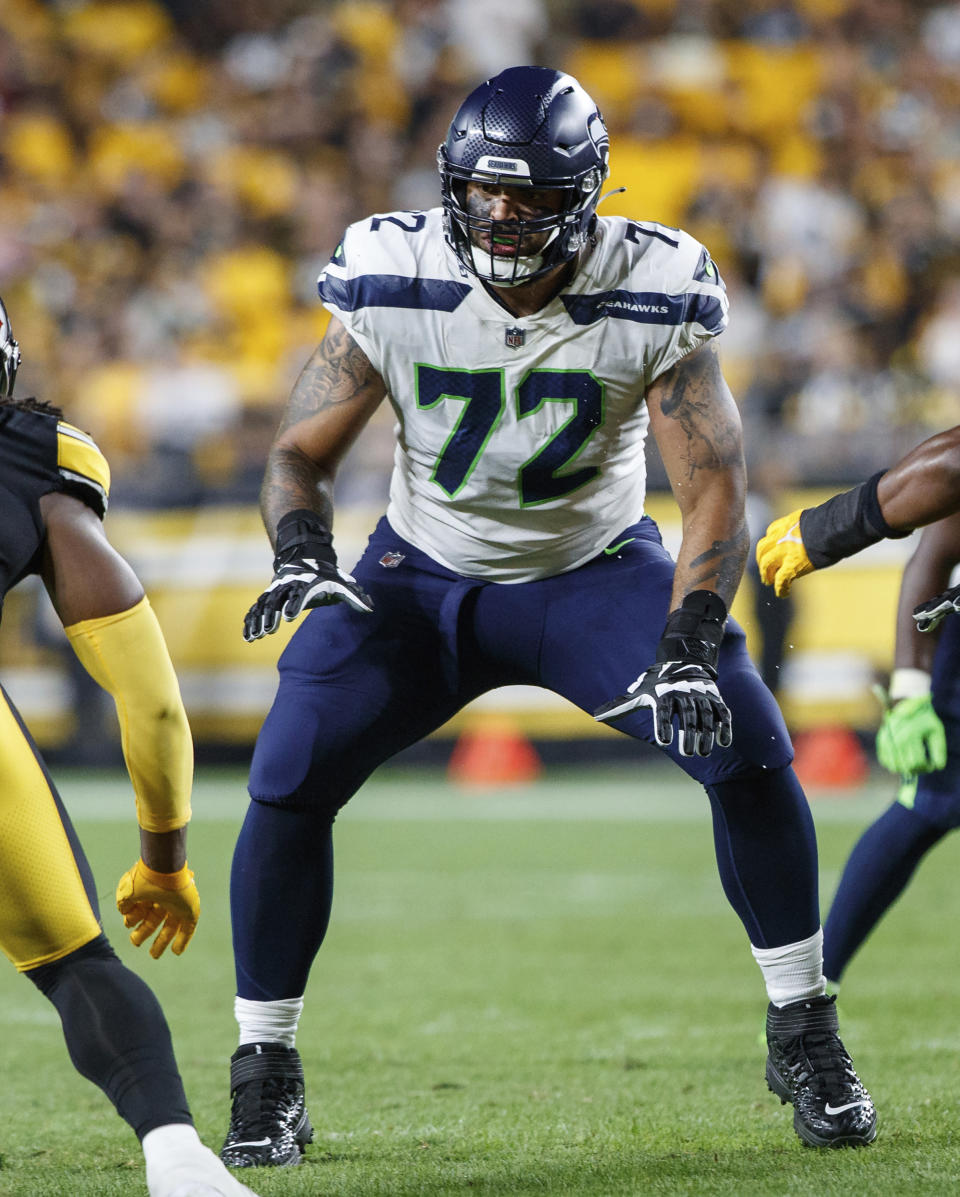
top-left (823, 1101), bottom-right (869, 1115)
top-left (604, 538), bottom-right (637, 555)
top-left (227, 1138), bottom-right (272, 1148)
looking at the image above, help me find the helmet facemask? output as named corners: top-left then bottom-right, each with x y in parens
top-left (440, 159), bottom-right (604, 287)
top-left (0, 297), bottom-right (20, 398)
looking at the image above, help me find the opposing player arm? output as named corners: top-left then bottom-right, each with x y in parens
top-left (594, 344), bottom-right (745, 755)
top-left (243, 316), bottom-right (388, 640)
top-left (892, 514), bottom-right (960, 671)
top-left (757, 426), bottom-right (960, 597)
top-left (876, 427), bottom-right (960, 532)
top-left (39, 491), bottom-right (144, 623)
top-left (39, 492), bottom-right (198, 955)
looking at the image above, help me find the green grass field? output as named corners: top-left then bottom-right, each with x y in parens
top-left (1, 764), bottom-right (958, 1196)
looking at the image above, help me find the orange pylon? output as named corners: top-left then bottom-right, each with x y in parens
top-left (447, 719), bottom-right (542, 787)
top-left (792, 725), bottom-right (868, 790)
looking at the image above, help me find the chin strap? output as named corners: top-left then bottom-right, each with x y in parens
top-left (597, 186), bottom-right (626, 206)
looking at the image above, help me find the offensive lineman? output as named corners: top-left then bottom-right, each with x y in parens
top-left (0, 300), bottom-right (257, 1197)
top-left (220, 67), bottom-right (876, 1164)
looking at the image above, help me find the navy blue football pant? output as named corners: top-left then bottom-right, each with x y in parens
top-left (232, 517), bottom-right (819, 1000)
top-left (824, 613), bottom-right (960, 982)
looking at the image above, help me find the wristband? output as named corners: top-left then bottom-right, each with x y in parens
top-left (136, 859), bottom-right (193, 890)
top-left (274, 509), bottom-right (333, 561)
top-left (799, 471), bottom-right (910, 569)
top-left (889, 668), bottom-right (932, 701)
top-left (655, 590), bottom-right (728, 676)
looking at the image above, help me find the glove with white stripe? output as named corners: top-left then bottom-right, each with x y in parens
top-left (243, 508), bottom-right (373, 642)
top-left (594, 590), bottom-right (732, 757)
top-left (913, 583), bottom-right (960, 634)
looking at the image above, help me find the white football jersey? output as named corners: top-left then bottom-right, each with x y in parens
top-left (318, 208), bottom-right (727, 582)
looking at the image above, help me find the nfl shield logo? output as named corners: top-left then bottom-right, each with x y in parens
top-left (379, 551), bottom-right (405, 568)
top-left (504, 326), bottom-right (526, 350)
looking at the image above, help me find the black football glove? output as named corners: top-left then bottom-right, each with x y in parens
top-left (243, 509), bottom-right (373, 643)
top-left (913, 583), bottom-right (960, 634)
top-left (593, 590), bottom-right (732, 757)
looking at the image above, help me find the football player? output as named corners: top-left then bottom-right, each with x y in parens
top-left (0, 299), bottom-right (257, 1197)
top-left (221, 67), bottom-right (875, 1164)
top-left (823, 513), bottom-right (960, 988)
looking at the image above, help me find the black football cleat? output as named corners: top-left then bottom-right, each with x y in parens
top-left (765, 994), bottom-right (877, 1148)
top-left (220, 1043), bottom-right (314, 1167)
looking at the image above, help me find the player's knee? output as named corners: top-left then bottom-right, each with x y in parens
top-left (248, 791), bottom-right (341, 826)
top-left (25, 933), bottom-right (118, 997)
top-left (710, 763), bottom-right (806, 811)
top-left (248, 757), bottom-right (354, 819)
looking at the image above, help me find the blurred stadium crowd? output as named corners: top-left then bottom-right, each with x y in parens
top-left (2, 0), bottom-right (960, 509)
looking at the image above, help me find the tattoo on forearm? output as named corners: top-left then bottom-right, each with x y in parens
top-left (658, 347), bottom-right (743, 481)
top-left (278, 321), bottom-right (376, 436)
top-left (260, 320), bottom-right (381, 544)
top-left (260, 446), bottom-right (332, 545)
top-left (685, 523), bottom-right (750, 604)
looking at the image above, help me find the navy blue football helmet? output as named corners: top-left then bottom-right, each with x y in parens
top-left (0, 296), bottom-right (20, 397)
top-left (438, 66), bottom-right (609, 286)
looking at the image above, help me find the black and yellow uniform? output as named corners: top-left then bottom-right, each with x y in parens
top-left (0, 406), bottom-right (111, 969)
top-left (0, 312), bottom-right (211, 1159)
top-left (0, 407), bottom-right (108, 599)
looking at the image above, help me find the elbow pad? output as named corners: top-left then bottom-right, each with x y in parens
top-left (64, 597), bottom-right (192, 832)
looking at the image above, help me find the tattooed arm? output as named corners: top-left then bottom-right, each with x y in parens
top-left (240, 317), bottom-right (387, 641)
top-left (260, 315), bottom-right (387, 546)
top-left (593, 343), bottom-right (743, 750)
top-left (646, 342), bottom-right (748, 610)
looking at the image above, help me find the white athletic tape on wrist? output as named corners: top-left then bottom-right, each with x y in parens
top-left (889, 668), bottom-right (932, 701)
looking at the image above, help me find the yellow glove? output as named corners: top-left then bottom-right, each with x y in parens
top-left (116, 860), bottom-right (199, 958)
top-left (755, 508), bottom-right (814, 597)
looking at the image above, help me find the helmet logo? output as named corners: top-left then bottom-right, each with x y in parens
top-left (586, 112), bottom-right (609, 170)
top-left (504, 326), bottom-right (526, 349)
top-left (475, 155), bottom-right (530, 178)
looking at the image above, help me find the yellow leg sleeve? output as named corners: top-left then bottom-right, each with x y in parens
top-left (64, 597), bottom-right (193, 832)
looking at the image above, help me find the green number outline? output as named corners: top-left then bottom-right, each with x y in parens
top-left (515, 368), bottom-right (606, 507)
top-left (415, 364), bottom-right (606, 504)
top-left (415, 364), bottom-right (505, 498)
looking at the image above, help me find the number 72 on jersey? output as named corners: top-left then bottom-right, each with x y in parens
top-left (415, 364), bottom-right (605, 507)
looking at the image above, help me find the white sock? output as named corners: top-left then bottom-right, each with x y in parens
top-left (235, 994), bottom-right (304, 1048)
top-left (143, 1123), bottom-right (254, 1197)
top-left (142, 1124), bottom-right (204, 1171)
top-left (751, 928), bottom-right (825, 1007)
